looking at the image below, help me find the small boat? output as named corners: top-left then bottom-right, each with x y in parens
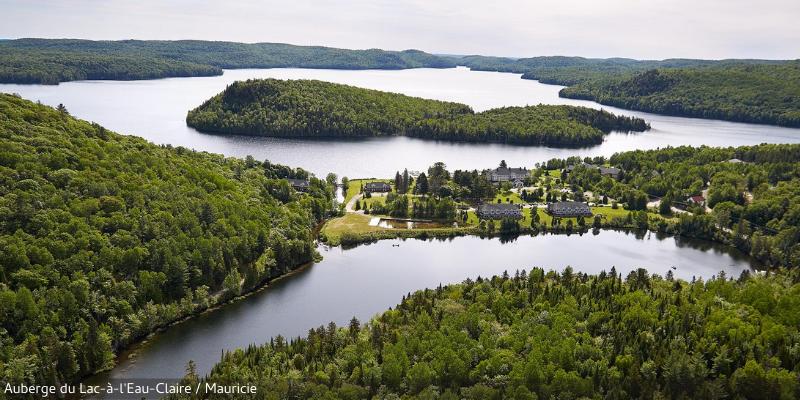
top-left (392, 244), bottom-right (400, 247)
top-left (671, 266), bottom-right (677, 270)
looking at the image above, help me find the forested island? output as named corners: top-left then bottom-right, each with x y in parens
top-left (0, 39), bottom-right (456, 84)
top-left (170, 267), bottom-right (800, 400)
top-left (186, 79), bottom-right (649, 146)
top-left (0, 93), bottom-right (336, 387)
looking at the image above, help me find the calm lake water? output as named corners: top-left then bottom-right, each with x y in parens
top-left (2, 67), bottom-right (800, 178)
top-left (78, 231), bottom-right (758, 398)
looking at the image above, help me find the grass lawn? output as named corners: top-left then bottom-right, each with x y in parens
top-left (520, 205), bottom-right (634, 226)
top-left (464, 210), bottom-right (481, 226)
top-left (492, 190), bottom-right (524, 205)
top-left (591, 206), bottom-right (629, 220)
top-left (363, 196), bottom-right (387, 208)
top-left (344, 179), bottom-right (393, 204)
top-left (321, 213), bottom-right (386, 239)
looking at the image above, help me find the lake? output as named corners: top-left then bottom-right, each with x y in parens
top-left (75, 230), bottom-right (759, 399)
top-left (2, 67), bottom-right (799, 179)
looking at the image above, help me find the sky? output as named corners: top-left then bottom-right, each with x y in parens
top-left (1, 0), bottom-right (799, 60)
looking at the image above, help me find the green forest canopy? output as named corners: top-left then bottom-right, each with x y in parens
top-left (171, 267), bottom-right (800, 400)
top-left (186, 78), bottom-right (649, 146)
top-left (0, 93), bottom-right (334, 387)
top-left (559, 66), bottom-right (800, 128)
top-left (533, 143), bottom-right (800, 270)
top-left (460, 55), bottom-right (800, 128)
top-left (0, 39), bottom-right (457, 84)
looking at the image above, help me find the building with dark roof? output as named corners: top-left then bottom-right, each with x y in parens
top-left (365, 181), bottom-right (392, 192)
top-left (476, 203), bottom-right (523, 219)
top-left (688, 196), bottom-right (706, 206)
top-left (566, 163), bottom-right (621, 179)
top-left (285, 178), bottom-right (310, 192)
top-left (487, 167), bottom-right (531, 182)
top-left (546, 202), bottom-right (593, 217)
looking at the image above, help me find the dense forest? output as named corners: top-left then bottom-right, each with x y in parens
top-left (186, 79), bottom-right (649, 146)
top-left (559, 65), bottom-right (800, 127)
top-left (0, 39), bottom-right (457, 84)
top-left (0, 93), bottom-right (334, 387)
top-left (543, 143), bottom-right (800, 269)
top-left (170, 266), bottom-right (800, 400)
top-left (461, 55), bottom-right (800, 127)
top-left (459, 55), bottom-right (785, 86)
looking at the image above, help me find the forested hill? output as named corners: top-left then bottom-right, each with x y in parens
top-left (459, 55), bottom-right (800, 127)
top-left (186, 79), bottom-right (649, 146)
top-left (0, 39), bottom-right (457, 84)
top-left (459, 55), bottom-right (786, 86)
top-left (559, 65), bottom-right (800, 127)
top-left (0, 93), bottom-right (333, 387)
top-left (169, 267), bottom-right (800, 400)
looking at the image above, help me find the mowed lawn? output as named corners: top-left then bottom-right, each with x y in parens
top-left (344, 179), bottom-right (393, 204)
top-left (321, 213), bottom-right (386, 239)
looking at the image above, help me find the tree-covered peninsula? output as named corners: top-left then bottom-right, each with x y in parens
top-left (559, 65), bottom-right (800, 127)
top-left (0, 39), bottom-right (456, 85)
top-left (459, 55), bottom-right (800, 127)
top-left (0, 93), bottom-right (335, 387)
top-left (458, 55), bottom-right (800, 127)
top-left (186, 79), bottom-right (649, 146)
top-left (171, 267), bottom-right (800, 400)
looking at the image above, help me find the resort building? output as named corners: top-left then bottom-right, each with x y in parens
top-left (566, 163), bottom-right (621, 179)
top-left (487, 167), bottom-right (531, 183)
top-left (476, 203), bottom-right (523, 219)
top-left (365, 181), bottom-right (392, 192)
top-left (688, 196), bottom-right (706, 206)
top-left (286, 178), bottom-right (310, 192)
top-left (546, 201), bottom-right (593, 217)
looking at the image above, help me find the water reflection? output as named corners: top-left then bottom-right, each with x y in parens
top-left (85, 230), bottom-right (759, 399)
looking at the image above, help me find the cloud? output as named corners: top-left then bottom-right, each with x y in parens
top-left (1, 0), bottom-right (798, 59)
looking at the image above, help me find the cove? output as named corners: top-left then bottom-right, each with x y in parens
top-left (79, 230), bottom-right (759, 399)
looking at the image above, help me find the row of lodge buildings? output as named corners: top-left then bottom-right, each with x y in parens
top-left (565, 162), bottom-right (622, 179)
top-left (286, 179), bottom-right (394, 193)
top-left (476, 201), bottom-right (593, 220)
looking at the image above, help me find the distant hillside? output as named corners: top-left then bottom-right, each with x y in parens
top-left (459, 55), bottom-right (786, 85)
top-left (0, 39), bottom-right (457, 84)
top-left (458, 55), bottom-right (800, 127)
top-left (560, 64), bottom-right (800, 127)
top-left (186, 78), bottom-right (649, 146)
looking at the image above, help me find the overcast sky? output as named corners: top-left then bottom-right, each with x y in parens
top-left (2, 0), bottom-right (798, 60)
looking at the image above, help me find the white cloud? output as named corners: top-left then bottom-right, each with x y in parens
top-left (1, 0), bottom-right (798, 59)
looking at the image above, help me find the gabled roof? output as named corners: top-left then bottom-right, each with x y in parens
top-left (478, 203), bottom-right (519, 211)
top-left (598, 166), bottom-right (621, 176)
top-left (285, 178), bottom-right (309, 188)
top-left (567, 163), bottom-right (620, 176)
top-left (491, 167), bottom-right (529, 176)
top-left (549, 201), bottom-right (590, 211)
top-left (365, 181), bottom-right (391, 189)
top-left (690, 196), bottom-right (706, 203)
